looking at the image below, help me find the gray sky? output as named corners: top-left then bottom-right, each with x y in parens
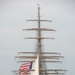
top-left (0, 0), bottom-right (75, 75)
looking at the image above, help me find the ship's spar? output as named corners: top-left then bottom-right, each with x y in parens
top-left (12, 5), bottom-right (67, 75)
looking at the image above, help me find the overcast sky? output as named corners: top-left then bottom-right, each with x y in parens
top-left (0, 0), bottom-right (75, 75)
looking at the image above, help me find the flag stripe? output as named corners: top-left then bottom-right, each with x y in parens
top-left (19, 62), bottom-right (32, 75)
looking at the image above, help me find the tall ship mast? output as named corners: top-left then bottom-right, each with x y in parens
top-left (12, 4), bottom-right (67, 75)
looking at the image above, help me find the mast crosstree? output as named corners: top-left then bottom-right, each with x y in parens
top-left (12, 5), bottom-right (67, 75)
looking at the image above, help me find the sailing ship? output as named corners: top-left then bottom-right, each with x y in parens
top-left (12, 4), bottom-right (67, 75)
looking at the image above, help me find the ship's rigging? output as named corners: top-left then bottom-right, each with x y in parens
top-left (12, 4), bottom-right (67, 75)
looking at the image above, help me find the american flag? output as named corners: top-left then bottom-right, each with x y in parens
top-left (19, 62), bottom-right (32, 75)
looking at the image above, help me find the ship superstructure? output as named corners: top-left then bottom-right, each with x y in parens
top-left (12, 5), bottom-right (66, 75)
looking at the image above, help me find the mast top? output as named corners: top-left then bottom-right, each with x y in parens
top-left (37, 4), bottom-right (40, 7)
top-left (37, 3), bottom-right (40, 9)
